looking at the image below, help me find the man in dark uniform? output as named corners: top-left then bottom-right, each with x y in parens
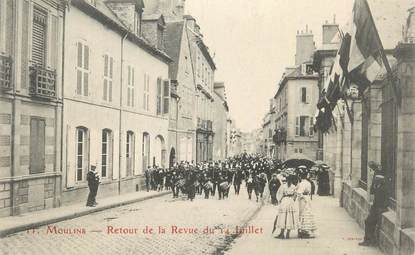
top-left (144, 166), bottom-right (151, 192)
top-left (86, 165), bottom-right (100, 207)
top-left (269, 173), bottom-right (280, 205)
top-left (359, 162), bottom-right (388, 246)
top-left (233, 167), bottom-right (243, 195)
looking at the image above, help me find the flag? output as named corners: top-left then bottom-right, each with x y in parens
top-left (347, 0), bottom-right (386, 86)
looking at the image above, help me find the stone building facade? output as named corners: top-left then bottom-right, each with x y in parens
top-left (0, 0), bottom-right (64, 217)
top-left (185, 15), bottom-right (216, 163)
top-left (61, 0), bottom-right (171, 205)
top-left (164, 18), bottom-right (196, 165)
top-left (212, 82), bottom-right (229, 161)
top-left (313, 3), bottom-right (415, 254)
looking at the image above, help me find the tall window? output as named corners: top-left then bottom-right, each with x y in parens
top-left (295, 116), bottom-right (311, 137)
top-left (163, 80), bottom-right (169, 114)
top-left (127, 65), bottom-right (135, 107)
top-left (76, 127), bottom-right (88, 182)
top-left (142, 132), bottom-right (150, 172)
top-left (156, 77), bottom-right (162, 115)
top-left (103, 55), bottom-right (113, 102)
top-left (76, 41), bottom-right (90, 96)
top-left (30, 117), bottom-right (45, 174)
top-left (126, 131), bottom-right (134, 176)
top-left (143, 73), bottom-right (150, 111)
top-left (101, 129), bottom-right (112, 178)
top-left (301, 87), bottom-right (308, 103)
top-left (32, 6), bottom-right (48, 66)
top-left (202, 63), bottom-right (204, 82)
top-left (197, 54), bottom-right (201, 76)
top-left (134, 11), bottom-right (141, 35)
top-left (185, 56), bottom-right (189, 74)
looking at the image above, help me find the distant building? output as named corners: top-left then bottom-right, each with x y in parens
top-left (185, 15), bottom-right (216, 163)
top-left (212, 82), bottom-right (229, 161)
top-left (274, 27), bottom-right (319, 161)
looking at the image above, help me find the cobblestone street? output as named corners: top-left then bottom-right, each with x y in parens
top-left (0, 188), bottom-right (263, 255)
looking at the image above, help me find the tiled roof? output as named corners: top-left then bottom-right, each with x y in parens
top-left (164, 21), bottom-right (185, 80)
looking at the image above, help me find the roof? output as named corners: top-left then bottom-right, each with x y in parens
top-left (214, 82), bottom-right (225, 88)
top-left (274, 64), bottom-right (319, 99)
top-left (164, 21), bottom-right (185, 80)
top-left (196, 38), bottom-right (216, 70)
top-left (72, 0), bottom-right (172, 63)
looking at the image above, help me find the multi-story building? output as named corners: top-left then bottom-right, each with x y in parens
top-left (0, 0), bottom-right (64, 217)
top-left (164, 17), bottom-right (196, 165)
top-left (312, 18), bottom-right (344, 196)
top-left (212, 82), bottom-right (229, 160)
top-left (185, 15), bottom-right (216, 163)
top-left (274, 27), bottom-right (319, 161)
top-left (61, 0), bottom-right (171, 205)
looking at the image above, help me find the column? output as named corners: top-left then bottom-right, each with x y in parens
top-left (350, 100), bottom-right (362, 188)
top-left (395, 43), bottom-right (415, 233)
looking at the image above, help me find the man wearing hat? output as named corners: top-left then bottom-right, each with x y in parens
top-left (86, 165), bottom-right (100, 207)
top-left (359, 162), bottom-right (388, 246)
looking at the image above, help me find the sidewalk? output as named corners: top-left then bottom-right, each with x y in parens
top-left (226, 195), bottom-right (383, 255)
top-left (0, 190), bottom-right (170, 238)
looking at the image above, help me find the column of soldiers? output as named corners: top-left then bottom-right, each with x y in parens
top-left (144, 153), bottom-right (284, 202)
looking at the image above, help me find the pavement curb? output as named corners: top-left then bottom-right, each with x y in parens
top-left (0, 191), bottom-right (171, 238)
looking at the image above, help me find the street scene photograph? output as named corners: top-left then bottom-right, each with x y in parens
top-left (0, 0), bottom-right (414, 254)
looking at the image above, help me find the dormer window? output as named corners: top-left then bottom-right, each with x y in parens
top-left (157, 24), bottom-right (164, 49)
top-left (134, 9), bottom-right (141, 35)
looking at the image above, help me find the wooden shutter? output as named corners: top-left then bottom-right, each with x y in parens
top-left (83, 45), bottom-right (89, 96)
top-left (163, 80), bottom-right (169, 114)
top-left (76, 42), bottom-right (83, 94)
top-left (109, 57), bottom-right (113, 102)
top-left (30, 118), bottom-right (45, 174)
top-left (49, 14), bottom-right (59, 68)
top-left (66, 125), bottom-right (75, 187)
top-left (309, 117), bottom-right (314, 136)
top-left (20, 0), bottom-right (30, 88)
top-left (157, 77), bottom-right (162, 114)
top-left (295, 117), bottom-right (299, 136)
top-left (131, 67), bottom-right (135, 107)
top-left (32, 7), bottom-right (47, 66)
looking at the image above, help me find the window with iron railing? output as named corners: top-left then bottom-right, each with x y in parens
top-left (0, 55), bottom-right (11, 90)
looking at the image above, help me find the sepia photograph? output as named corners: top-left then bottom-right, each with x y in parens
top-left (0, 0), bottom-right (414, 254)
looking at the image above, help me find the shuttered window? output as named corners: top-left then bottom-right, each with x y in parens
top-left (126, 131), bottom-right (134, 176)
top-left (103, 55), bottom-right (113, 102)
top-left (163, 80), bottom-right (170, 114)
top-left (127, 65), bottom-right (135, 107)
top-left (101, 129), bottom-right (112, 178)
top-left (156, 77), bottom-right (162, 115)
top-left (30, 117), bottom-right (45, 174)
top-left (76, 42), bottom-right (90, 96)
top-left (143, 74), bottom-right (150, 111)
top-left (32, 7), bottom-right (47, 66)
top-left (295, 117), bottom-right (299, 136)
top-left (309, 117), bottom-right (314, 136)
top-left (76, 127), bottom-right (88, 182)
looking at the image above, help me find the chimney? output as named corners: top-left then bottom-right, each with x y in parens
top-left (174, 0), bottom-right (185, 17)
top-left (322, 14), bottom-right (339, 44)
top-left (295, 25), bottom-right (315, 65)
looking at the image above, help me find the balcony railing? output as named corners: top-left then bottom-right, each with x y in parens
top-left (29, 66), bottom-right (56, 99)
top-left (170, 82), bottom-right (179, 98)
top-left (207, 120), bottom-right (212, 131)
top-left (0, 55), bottom-right (12, 90)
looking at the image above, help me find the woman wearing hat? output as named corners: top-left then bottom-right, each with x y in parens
top-left (275, 174), bottom-right (298, 239)
top-left (296, 170), bottom-right (317, 238)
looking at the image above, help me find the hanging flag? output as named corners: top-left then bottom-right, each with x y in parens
top-left (347, 0), bottom-right (386, 87)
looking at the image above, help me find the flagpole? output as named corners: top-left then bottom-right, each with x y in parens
top-left (362, 0), bottom-right (401, 105)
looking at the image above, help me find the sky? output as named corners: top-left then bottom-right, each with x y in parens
top-left (184, 0), bottom-right (354, 132)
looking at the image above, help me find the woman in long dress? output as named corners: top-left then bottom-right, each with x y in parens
top-left (275, 174), bottom-right (298, 239)
top-left (297, 170), bottom-right (317, 238)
